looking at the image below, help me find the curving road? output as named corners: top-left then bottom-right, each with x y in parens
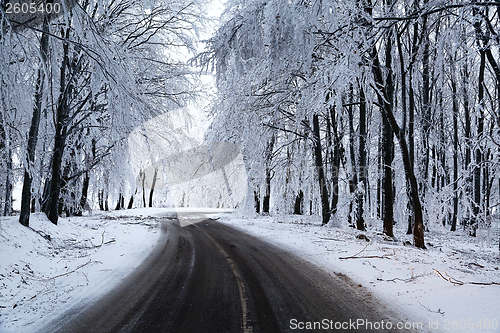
top-left (41, 218), bottom-right (412, 333)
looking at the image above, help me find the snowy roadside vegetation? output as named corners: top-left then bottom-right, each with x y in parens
top-left (0, 209), bottom-right (164, 333)
top-left (219, 212), bottom-right (500, 333)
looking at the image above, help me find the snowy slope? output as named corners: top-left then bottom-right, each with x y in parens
top-left (0, 209), bottom-right (165, 333)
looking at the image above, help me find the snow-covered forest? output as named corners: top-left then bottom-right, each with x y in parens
top-left (197, 0), bottom-right (500, 248)
top-left (1, 0), bottom-right (208, 225)
top-left (2, 0), bottom-right (500, 249)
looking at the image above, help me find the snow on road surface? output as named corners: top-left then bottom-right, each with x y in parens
top-left (1, 208), bottom-right (499, 332)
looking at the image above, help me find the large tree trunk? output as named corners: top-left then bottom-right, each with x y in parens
top-left (313, 114), bottom-right (330, 225)
top-left (19, 18), bottom-right (49, 226)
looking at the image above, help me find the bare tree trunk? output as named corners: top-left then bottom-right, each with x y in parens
top-left (329, 105), bottom-right (341, 217)
top-left (347, 86), bottom-right (358, 227)
top-left (262, 135), bottom-right (275, 214)
top-left (77, 172), bottom-right (90, 216)
top-left (149, 168), bottom-right (158, 207)
top-left (45, 28), bottom-right (71, 225)
top-left (451, 78), bottom-right (459, 232)
top-left (313, 114), bottom-right (330, 225)
top-left (294, 190), bottom-right (304, 215)
top-left (472, 48), bottom-right (486, 236)
top-left (421, 11), bottom-right (431, 199)
top-left (4, 149), bottom-right (12, 216)
top-left (128, 189), bottom-right (136, 209)
top-left (19, 18), bottom-right (49, 226)
top-left (370, 42), bottom-right (425, 248)
top-left (254, 190), bottom-right (260, 213)
top-left (356, 85), bottom-right (367, 231)
top-left (98, 190), bottom-right (104, 210)
top-left (381, 17), bottom-right (395, 238)
top-left (139, 170), bottom-right (146, 207)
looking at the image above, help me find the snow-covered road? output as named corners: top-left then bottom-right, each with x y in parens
top-left (1, 208), bottom-right (499, 332)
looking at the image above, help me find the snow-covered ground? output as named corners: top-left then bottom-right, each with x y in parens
top-left (218, 212), bottom-right (500, 333)
top-left (0, 208), bottom-right (167, 333)
top-left (1, 208), bottom-right (499, 332)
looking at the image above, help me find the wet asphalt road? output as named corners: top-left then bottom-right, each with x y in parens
top-left (41, 218), bottom-right (411, 333)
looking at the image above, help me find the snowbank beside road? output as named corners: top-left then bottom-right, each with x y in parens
top-left (219, 213), bottom-right (500, 333)
top-left (0, 209), bottom-right (165, 333)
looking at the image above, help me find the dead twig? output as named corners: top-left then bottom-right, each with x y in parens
top-left (28, 227), bottom-right (51, 242)
top-left (418, 301), bottom-right (445, 315)
top-left (339, 243), bottom-right (370, 259)
top-left (341, 254), bottom-right (394, 259)
top-left (340, 244), bottom-right (394, 259)
top-left (318, 237), bottom-right (344, 241)
top-left (44, 259), bottom-right (95, 281)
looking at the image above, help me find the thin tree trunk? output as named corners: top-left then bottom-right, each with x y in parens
top-left (382, 18), bottom-right (395, 238)
top-left (78, 172), bottom-right (90, 216)
top-left (115, 193), bottom-right (123, 210)
top-left (347, 85), bottom-right (358, 227)
top-left (4, 149), bottom-right (12, 216)
top-left (128, 189), bottom-right (136, 209)
top-left (313, 114), bottom-right (330, 225)
top-left (329, 106), bottom-right (341, 217)
top-left (294, 190), bottom-right (303, 215)
top-left (254, 190), bottom-right (260, 213)
top-left (149, 168), bottom-right (158, 207)
top-left (421, 12), bottom-right (431, 197)
top-left (262, 135), bottom-right (275, 214)
top-left (451, 78), bottom-right (459, 232)
top-left (357, 85), bottom-right (367, 231)
top-left (98, 190), bottom-right (104, 210)
top-left (472, 48), bottom-right (486, 236)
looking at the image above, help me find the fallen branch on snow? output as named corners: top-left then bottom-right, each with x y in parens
top-left (317, 237), bottom-right (344, 241)
top-left (432, 268), bottom-right (500, 286)
top-left (43, 259), bottom-right (99, 281)
top-left (339, 243), bottom-right (394, 259)
top-left (377, 273), bottom-right (429, 283)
